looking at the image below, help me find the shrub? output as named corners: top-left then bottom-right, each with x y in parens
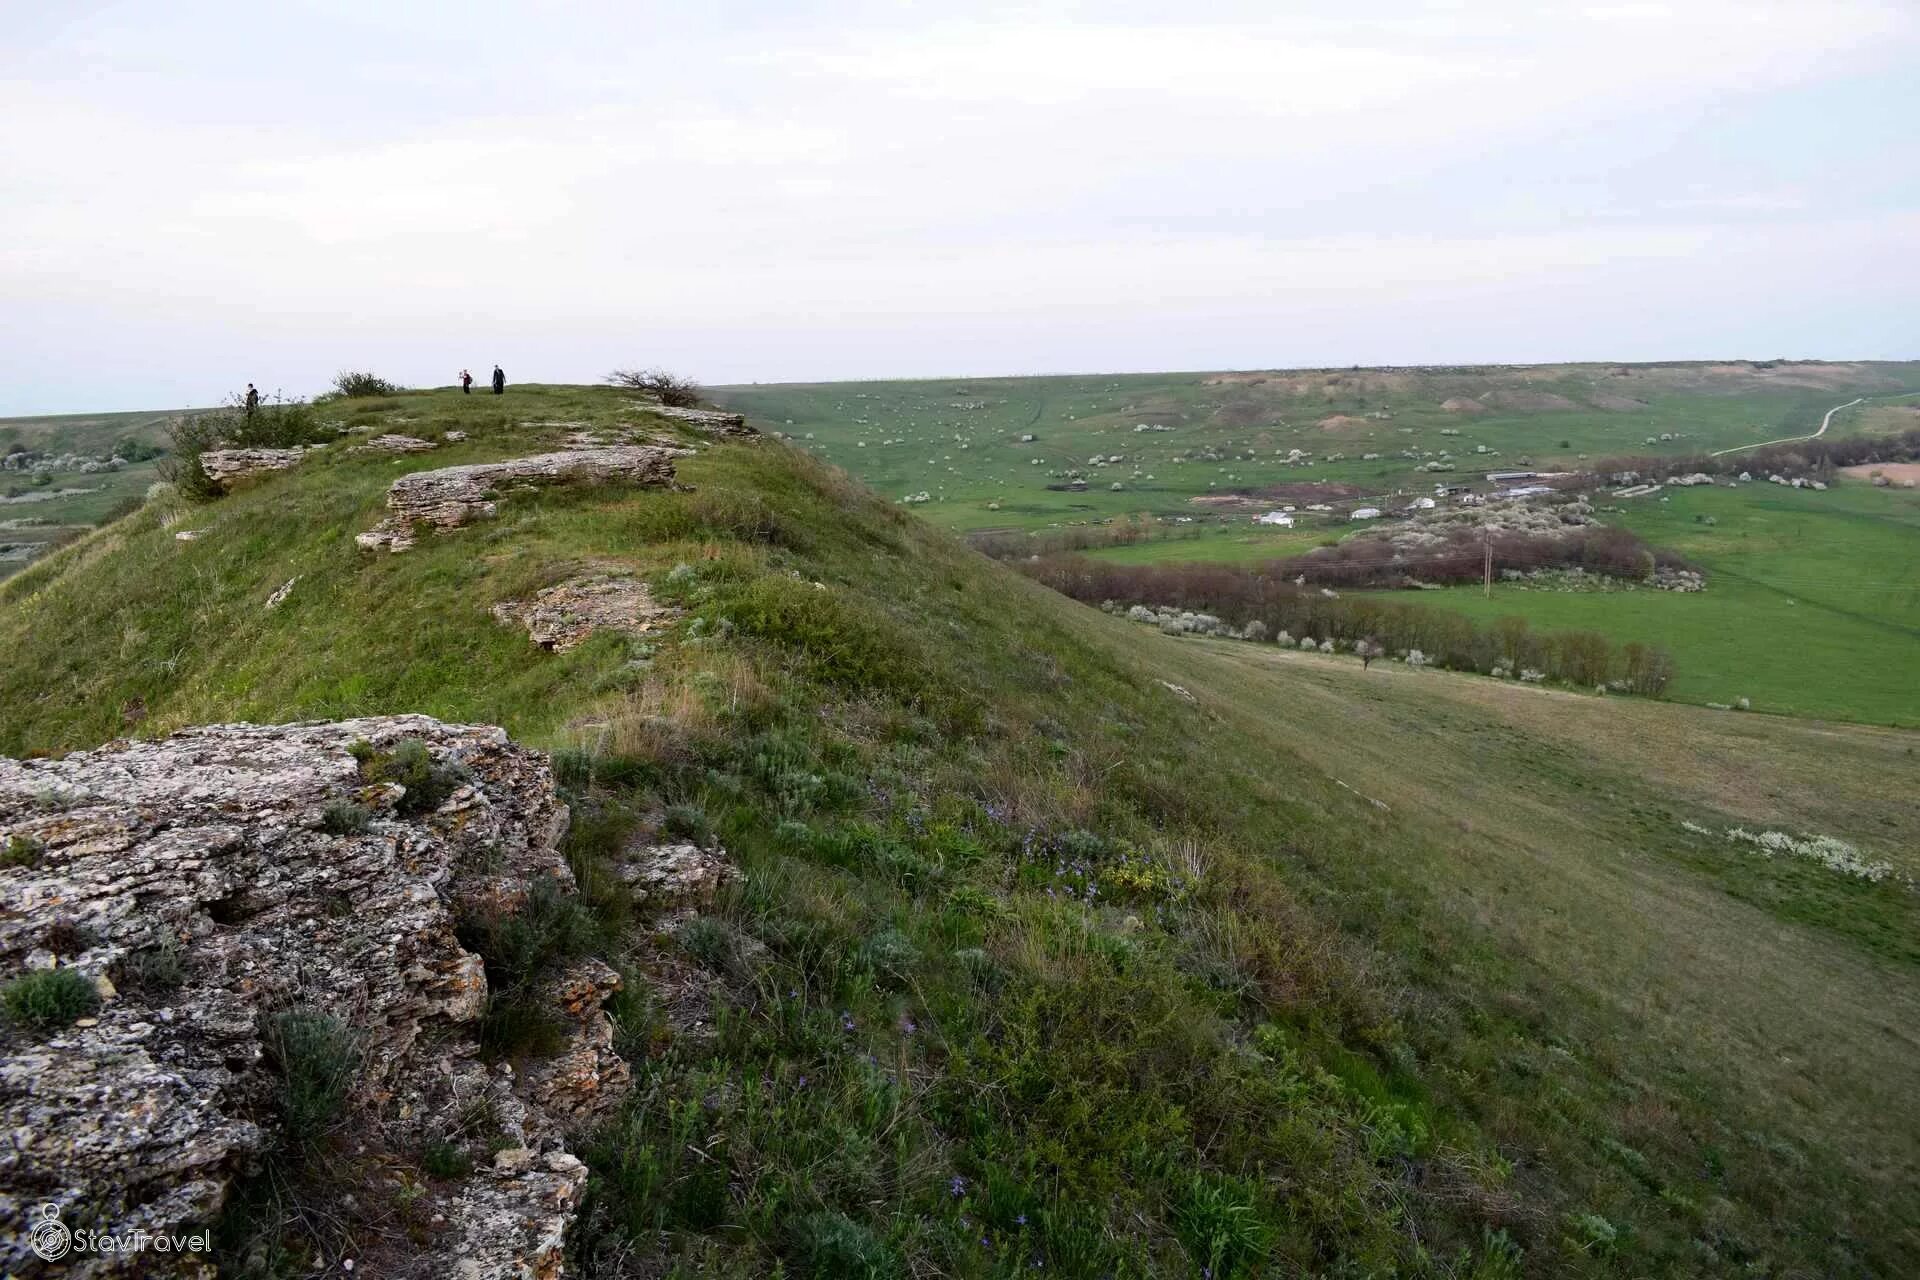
top-left (318, 801), bottom-right (370, 836)
top-left (0, 967), bottom-right (99, 1029)
top-left (356, 738), bottom-right (468, 816)
top-left (264, 1010), bottom-right (359, 1150)
top-left (116, 938), bottom-right (187, 993)
top-left (1, 834), bottom-right (43, 868)
top-left (789, 1210), bottom-right (898, 1279)
top-left (607, 368), bottom-right (703, 408)
top-left (331, 371), bottom-right (403, 398)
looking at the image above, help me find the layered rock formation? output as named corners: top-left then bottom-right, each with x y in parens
top-left (0, 716), bottom-right (625, 1277)
top-left (355, 446), bottom-right (688, 552)
top-left (629, 404), bottom-right (756, 437)
top-left (491, 574), bottom-right (678, 652)
top-left (198, 447), bottom-right (319, 491)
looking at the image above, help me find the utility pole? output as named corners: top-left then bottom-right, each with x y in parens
top-left (1483, 530), bottom-right (1492, 598)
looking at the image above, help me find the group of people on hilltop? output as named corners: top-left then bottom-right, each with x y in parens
top-left (459, 366), bottom-right (506, 395)
top-left (240, 365), bottom-right (505, 411)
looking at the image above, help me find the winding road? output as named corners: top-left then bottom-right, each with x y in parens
top-left (1709, 396), bottom-right (1863, 458)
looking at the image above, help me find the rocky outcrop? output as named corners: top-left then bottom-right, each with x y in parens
top-left (492, 574), bottom-right (678, 652)
top-left (353, 434), bottom-right (437, 454)
top-left (198, 447), bottom-right (319, 491)
top-left (356, 446), bottom-right (689, 552)
top-left (0, 716), bottom-right (624, 1278)
top-left (630, 404), bottom-right (756, 437)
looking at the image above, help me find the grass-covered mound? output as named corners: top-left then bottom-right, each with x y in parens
top-left (3, 384), bottom-right (1916, 1277)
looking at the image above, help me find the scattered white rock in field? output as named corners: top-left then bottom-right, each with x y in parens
top-left (174, 529), bottom-right (205, 542)
top-left (265, 577), bottom-right (297, 610)
top-left (632, 403), bottom-right (756, 437)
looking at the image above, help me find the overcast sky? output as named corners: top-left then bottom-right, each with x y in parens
top-left (3, 1), bottom-right (1916, 414)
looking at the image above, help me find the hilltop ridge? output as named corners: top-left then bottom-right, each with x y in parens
top-left (0, 383), bottom-right (1915, 1277)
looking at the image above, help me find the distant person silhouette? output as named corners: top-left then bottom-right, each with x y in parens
top-left (244, 383), bottom-right (260, 418)
top-left (460, 369), bottom-right (473, 394)
top-left (491, 365), bottom-right (505, 395)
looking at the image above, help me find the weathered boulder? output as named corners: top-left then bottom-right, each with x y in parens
top-left (492, 574), bottom-right (678, 652)
top-left (198, 447), bottom-right (318, 491)
top-left (356, 446), bottom-right (689, 552)
top-left (630, 404), bottom-right (756, 437)
top-left (0, 716), bottom-right (623, 1277)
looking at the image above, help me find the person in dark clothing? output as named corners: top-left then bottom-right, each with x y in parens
top-left (460, 369), bottom-right (473, 394)
top-left (491, 365), bottom-right (505, 395)
top-left (244, 383), bottom-right (260, 418)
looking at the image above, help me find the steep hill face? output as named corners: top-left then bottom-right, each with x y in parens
top-left (1, 385), bottom-right (1915, 1277)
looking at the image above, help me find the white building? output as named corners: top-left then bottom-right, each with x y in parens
top-left (1349, 507), bottom-right (1382, 521)
top-left (1255, 511), bottom-right (1294, 527)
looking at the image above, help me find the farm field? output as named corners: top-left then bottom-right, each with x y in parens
top-left (710, 361), bottom-right (1920, 535)
top-left (0, 407), bottom-right (184, 579)
top-left (1375, 479), bottom-right (1920, 725)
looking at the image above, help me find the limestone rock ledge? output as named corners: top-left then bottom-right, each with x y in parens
top-left (0, 716), bottom-right (624, 1278)
top-left (356, 447), bottom-right (690, 552)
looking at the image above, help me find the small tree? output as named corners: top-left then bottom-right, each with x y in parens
top-left (331, 371), bottom-right (402, 398)
top-left (608, 368), bottom-right (703, 407)
top-left (1355, 637), bottom-right (1382, 670)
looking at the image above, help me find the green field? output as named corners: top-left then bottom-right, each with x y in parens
top-left (0, 407), bottom-right (185, 579)
top-left (1373, 479), bottom-right (1920, 725)
top-left (710, 361), bottom-right (1920, 534)
top-left (6, 383), bottom-right (1920, 1274)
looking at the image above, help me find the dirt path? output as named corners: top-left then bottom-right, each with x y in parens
top-left (1709, 396), bottom-right (1862, 457)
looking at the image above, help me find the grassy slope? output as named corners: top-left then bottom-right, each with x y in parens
top-left (3, 385), bottom-right (1917, 1277)
top-left (1374, 480), bottom-right (1920, 725)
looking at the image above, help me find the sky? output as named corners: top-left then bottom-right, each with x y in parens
top-left (2, 0), bottom-right (1916, 414)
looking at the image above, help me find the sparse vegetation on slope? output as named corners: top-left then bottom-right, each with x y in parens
top-left (1, 384), bottom-right (1915, 1276)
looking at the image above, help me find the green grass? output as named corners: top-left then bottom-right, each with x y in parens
top-left (4, 382), bottom-right (1918, 1276)
top-left (0, 967), bottom-right (100, 1029)
top-left (709, 361), bottom-right (1920, 535)
top-left (1373, 479), bottom-right (1920, 725)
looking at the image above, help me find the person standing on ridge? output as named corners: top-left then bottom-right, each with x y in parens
top-left (460, 369), bottom-right (473, 394)
top-left (244, 383), bottom-right (260, 418)
top-left (491, 365), bottom-right (505, 395)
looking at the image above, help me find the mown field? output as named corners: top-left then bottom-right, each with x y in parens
top-left (5, 383), bottom-right (1917, 1275)
top-left (1376, 478), bottom-right (1920, 725)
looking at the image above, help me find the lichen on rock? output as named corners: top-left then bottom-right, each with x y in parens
top-left (0, 716), bottom-right (625, 1277)
top-left (491, 574), bottom-right (679, 652)
top-left (355, 446), bottom-right (690, 552)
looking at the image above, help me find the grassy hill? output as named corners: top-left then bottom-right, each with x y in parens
top-left (3, 384), bottom-right (1917, 1277)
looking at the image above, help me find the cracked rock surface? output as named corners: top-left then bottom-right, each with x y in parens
top-left (492, 574), bottom-right (679, 652)
top-left (628, 404), bottom-right (756, 437)
top-left (0, 716), bottom-right (626, 1278)
top-left (199, 447), bottom-right (318, 491)
top-left (356, 447), bottom-right (689, 552)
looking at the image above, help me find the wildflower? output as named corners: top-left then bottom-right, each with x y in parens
top-left (841, 1012), bottom-right (856, 1032)
top-left (949, 1175), bottom-right (968, 1198)
top-left (1015, 1214), bottom-right (1028, 1227)
top-left (901, 1017), bottom-right (918, 1035)
top-left (796, 1075), bottom-right (808, 1088)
